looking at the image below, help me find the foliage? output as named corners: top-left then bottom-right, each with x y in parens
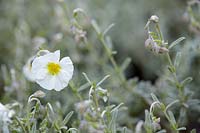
top-left (0, 0), bottom-right (199, 133)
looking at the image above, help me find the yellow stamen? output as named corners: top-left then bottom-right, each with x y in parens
top-left (47, 62), bottom-right (61, 75)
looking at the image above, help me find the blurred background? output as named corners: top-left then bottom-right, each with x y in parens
top-left (0, 0), bottom-right (199, 132)
top-left (0, 0), bottom-right (190, 82)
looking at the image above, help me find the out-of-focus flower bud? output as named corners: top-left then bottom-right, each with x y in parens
top-left (145, 38), bottom-right (169, 54)
top-left (150, 15), bottom-right (159, 23)
top-left (32, 90), bottom-right (46, 98)
top-left (75, 100), bottom-right (91, 114)
top-left (152, 117), bottom-right (161, 131)
top-left (32, 36), bottom-right (46, 50)
top-left (52, 33), bottom-right (63, 42)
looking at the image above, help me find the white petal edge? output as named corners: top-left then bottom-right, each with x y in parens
top-left (36, 75), bottom-right (56, 90)
top-left (59, 57), bottom-right (74, 81)
top-left (60, 57), bottom-right (74, 74)
top-left (23, 65), bottom-right (35, 82)
top-left (53, 76), bottom-right (69, 91)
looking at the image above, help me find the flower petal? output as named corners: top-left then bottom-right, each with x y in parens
top-left (34, 50), bottom-right (60, 66)
top-left (59, 70), bottom-right (73, 83)
top-left (36, 75), bottom-right (56, 90)
top-left (53, 50), bottom-right (60, 61)
top-left (35, 68), bottom-right (48, 80)
top-left (53, 76), bottom-right (68, 91)
top-left (32, 56), bottom-right (48, 72)
top-left (60, 57), bottom-right (74, 79)
top-left (32, 57), bottom-right (48, 80)
top-left (23, 65), bottom-right (35, 82)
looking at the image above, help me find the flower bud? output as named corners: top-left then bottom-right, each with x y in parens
top-left (75, 100), bottom-right (91, 114)
top-left (150, 15), bottom-right (159, 23)
top-left (33, 90), bottom-right (46, 98)
top-left (145, 38), bottom-right (153, 48)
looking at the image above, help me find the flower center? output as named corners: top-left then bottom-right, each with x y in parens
top-left (47, 62), bottom-right (61, 75)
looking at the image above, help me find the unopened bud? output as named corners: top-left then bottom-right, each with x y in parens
top-left (158, 47), bottom-right (169, 53)
top-left (145, 38), bottom-right (153, 48)
top-left (73, 8), bottom-right (84, 17)
top-left (150, 15), bottom-right (159, 23)
top-left (75, 100), bottom-right (91, 114)
top-left (33, 90), bottom-right (46, 98)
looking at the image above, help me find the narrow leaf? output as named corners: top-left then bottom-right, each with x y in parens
top-left (168, 37), bottom-right (185, 49)
top-left (151, 93), bottom-right (160, 102)
top-left (144, 110), bottom-right (151, 128)
top-left (167, 110), bottom-right (177, 125)
top-left (91, 20), bottom-right (101, 35)
top-left (96, 75), bottom-right (110, 87)
top-left (176, 127), bottom-right (186, 131)
top-left (78, 82), bottom-right (90, 92)
top-left (103, 23), bottom-right (115, 36)
top-left (111, 103), bottom-right (124, 112)
top-left (62, 111), bottom-right (74, 125)
top-left (82, 72), bottom-right (92, 84)
top-left (174, 52), bottom-right (182, 68)
top-left (156, 129), bottom-right (167, 133)
top-left (165, 100), bottom-right (179, 112)
top-left (109, 109), bottom-right (118, 133)
top-left (121, 57), bottom-right (132, 72)
top-left (122, 127), bottom-right (127, 133)
top-left (181, 77), bottom-right (193, 86)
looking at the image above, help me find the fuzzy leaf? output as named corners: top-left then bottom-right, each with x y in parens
top-left (168, 37), bottom-right (185, 49)
top-left (156, 129), bottom-right (166, 133)
top-left (144, 110), bottom-right (152, 131)
top-left (151, 93), bottom-right (160, 102)
top-left (176, 127), bottom-right (186, 131)
top-left (181, 77), bottom-right (193, 86)
top-left (103, 23), bottom-right (115, 36)
top-left (174, 52), bottom-right (182, 68)
top-left (167, 111), bottom-right (177, 126)
top-left (109, 109), bottom-right (118, 133)
top-left (62, 111), bottom-right (74, 126)
top-left (91, 20), bottom-right (101, 35)
top-left (122, 127), bottom-right (127, 133)
top-left (165, 100), bottom-right (179, 112)
top-left (121, 57), bottom-right (132, 72)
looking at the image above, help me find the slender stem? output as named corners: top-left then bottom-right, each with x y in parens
top-left (92, 86), bottom-right (99, 111)
top-left (99, 37), bottom-right (123, 75)
top-left (91, 85), bottom-right (105, 125)
top-left (156, 22), bottom-right (179, 86)
top-left (155, 24), bottom-right (163, 42)
top-left (15, 117), bottom-right (27, 132)
top-left (98, 32), bottom-right (150, 106)
top-left (166, 53), bottom-right (178, 83)
top-left (156, 23), bottom-right (181, 132)
top-left (99, 36), bottom-right (129, 91)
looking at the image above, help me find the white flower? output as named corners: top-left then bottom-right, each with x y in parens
top-left (23, 56), bottom-right (36, 82)
top-left (23, 50), bottom-right (50, 82)
top-left (32, 50), bottom-right (74, 91)
top-left (0, 103), bottom-right (14, 123)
